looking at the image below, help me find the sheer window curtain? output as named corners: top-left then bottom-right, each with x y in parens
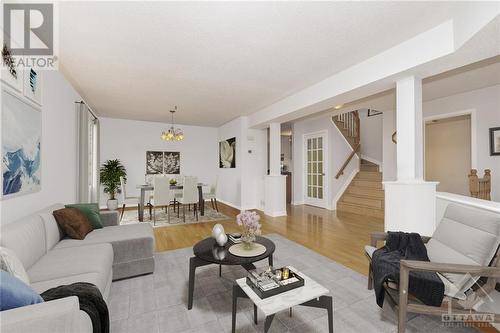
top-left (76, 101), bottom-right (100, 204)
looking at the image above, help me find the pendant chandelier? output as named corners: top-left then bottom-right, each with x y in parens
top-left (161, 106), bottom-right (184, 141)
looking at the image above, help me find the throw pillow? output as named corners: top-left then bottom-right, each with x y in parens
top-left (53, 208), bottom-right (93, 240)
top-left (65, 203), bottom-right (103, 229)
top-left (0, 270), bottom-right (43, 311)
top-left (0, 247), bottom-right (30, 285)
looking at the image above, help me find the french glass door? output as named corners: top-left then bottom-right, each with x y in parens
top-left (304, 132), bottom-right (327, 208)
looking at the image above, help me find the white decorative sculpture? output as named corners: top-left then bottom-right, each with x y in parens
top-left (212, 224), bottom-right (225, 239)
top-left (212, 224), bottom-right (227, 246)
top-left (216, 233), bottom-right (228, 247)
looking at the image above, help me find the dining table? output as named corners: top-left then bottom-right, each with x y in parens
top-left (136, 183), bottom-right (207, 222)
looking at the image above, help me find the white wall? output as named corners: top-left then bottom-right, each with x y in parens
top-left (217, 117), bottom-right (244, 209)
top-left (382, 85), bottom-right (500, 201)
top-left (99, 117), bottom-right (218, 207)
top-left (241, 120), bottom-right (267, 211)
top-left (423, 85), bottom-right (500, 201)
top-left (292, 114), bottom-right (357, 209)
top-left (382, 109), bottom-right (397, 181)
top-left (1, 71), bottom-right (80, 224)
top-left (359, 110), bottom-right (383, 165)
top-left (216, 116), bottom-right (267, 210)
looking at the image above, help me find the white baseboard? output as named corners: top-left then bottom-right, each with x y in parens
top-left (360, 154), bottom-right (382, 169)
top-left (216, 198), bottom-right (242, 211)
top-left (291, 201), bottom-right (304, 206)
top-left (264, 210), bottom-right (287, 217)
top-left (332, 167), bottom-right (358, 208)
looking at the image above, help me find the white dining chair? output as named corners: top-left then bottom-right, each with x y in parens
top-left (151, 175), bottom-right (174, 225)
top-left (170, 174), bottom-right (183, 211)
top-left (119, 176), bottom-right (140, 221)
top-left (203, 176), bottom-right (219, 212)
top-left (178, 176), bottom-right (199, 222)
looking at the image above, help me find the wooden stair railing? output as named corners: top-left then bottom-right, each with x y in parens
top-left (335, 143), bottom-right (360, 179)
top-left (332, 110), bottom-right (361, 179)
top-left (468, 169), bottom-right (491, 200)
top-left (333, 110), bottom-right (360, 149)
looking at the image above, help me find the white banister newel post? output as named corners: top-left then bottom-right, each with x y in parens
top-left (384, 76), bottom-right (438, 236)
top-left (264, 122), bottom-right (286, 217)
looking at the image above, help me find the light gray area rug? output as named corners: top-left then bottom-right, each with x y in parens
top-left (108, 234), bottom-right (476, 333)
top-left (120, 206), bottom-right (230, 227)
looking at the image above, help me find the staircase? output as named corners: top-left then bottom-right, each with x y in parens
top-left (332, 111), bottom-right (360, 151)
top-left (332, 111), bottom-right (384, 219)
top-left (337, 159), bottom-right (384, 219)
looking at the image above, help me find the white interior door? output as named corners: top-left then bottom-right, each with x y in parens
top-left (304, 132), bottom-right (328, 208)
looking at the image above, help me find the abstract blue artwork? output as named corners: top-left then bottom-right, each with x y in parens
top-left (2, 90), bottom-right (41, 197)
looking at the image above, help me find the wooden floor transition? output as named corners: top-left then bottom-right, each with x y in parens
top-left (152, 202), bottom-right (383, 276)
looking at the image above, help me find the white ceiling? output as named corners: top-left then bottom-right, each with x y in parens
top-left (330, 56), bottom-right (500, 113)
top-left (59, 2), bottom-right (493, 127)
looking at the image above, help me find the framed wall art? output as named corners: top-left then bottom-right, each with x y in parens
top-left (23, 67), bottom-right (42, 106)
top-left (146, 151), bottom-right (180, 174)
top-left (490, 127), bottom-right (500, 156)
top-left (2, 89), bottom-right (42, 198)
top-left (219, 137), bottom-right (236, 168)
top-left (1, 44), bottom-right (23, 92)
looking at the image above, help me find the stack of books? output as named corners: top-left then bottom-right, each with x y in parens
top-left (228, 233), bottom-right (242, 244)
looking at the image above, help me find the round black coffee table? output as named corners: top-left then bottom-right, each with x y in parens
top-left (188, 236), bottom-right (275, 310)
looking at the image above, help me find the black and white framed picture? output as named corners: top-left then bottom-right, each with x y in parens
top-left (23, 67), bottom-right (42, 106)
top-left (219, 137), bottom-right (236, 168)
top-left (490, 127), bottom-right (500, 156)
top-left (164, 152), bottom-right (180, 174)
top-left (146, 151), bottom-right (163, 174)
top-left (146, 151), bottom-right (181, 174)
top-left (1, 44), bottom-right (23, 92)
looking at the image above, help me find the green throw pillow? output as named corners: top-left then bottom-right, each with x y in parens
top-left (65, 203), bottom-right (103, 229)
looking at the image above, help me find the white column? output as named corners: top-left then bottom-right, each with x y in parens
top-left (384, 76), bottom-right (438, 236)
top-left (396, 76), bottom-right (423, 180)
top-left (269, 123), bottom-right (281, 176)
top-left (264, 122), bottom-right (287, 217)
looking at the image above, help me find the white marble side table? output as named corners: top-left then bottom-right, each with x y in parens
top-left (232, 267), bottom-right (333, 333)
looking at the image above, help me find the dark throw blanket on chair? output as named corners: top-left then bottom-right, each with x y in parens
top-left (41, 282), bottom-right (109, 333)
top-left (371, 231), bottom-right (444, 308)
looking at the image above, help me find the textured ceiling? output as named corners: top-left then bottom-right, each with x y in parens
top-left (59, 2), bottom-right (491, 126)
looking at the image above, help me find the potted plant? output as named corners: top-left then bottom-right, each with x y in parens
top-left (100, 159), bottom-right (127, 210)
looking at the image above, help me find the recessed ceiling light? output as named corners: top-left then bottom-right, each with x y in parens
top-left (334, 104), bottom-right (343, 109)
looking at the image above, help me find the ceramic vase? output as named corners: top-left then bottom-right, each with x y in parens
top-left (107, 199), bottom-right (118, 211)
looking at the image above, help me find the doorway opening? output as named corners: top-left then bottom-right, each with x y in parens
top-left (425, 114), bottom-right (471, 195)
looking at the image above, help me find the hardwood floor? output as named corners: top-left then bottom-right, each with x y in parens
top-left (145, 203), bottom-right (497, 333)
top-left (152, 202), bottom-right (384, 276)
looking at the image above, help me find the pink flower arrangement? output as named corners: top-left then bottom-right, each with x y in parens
top-left (236, 210), bottom-right (262, 239)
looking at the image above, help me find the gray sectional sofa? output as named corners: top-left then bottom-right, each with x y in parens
top-left (0, 204), bottom-right (155, 333)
